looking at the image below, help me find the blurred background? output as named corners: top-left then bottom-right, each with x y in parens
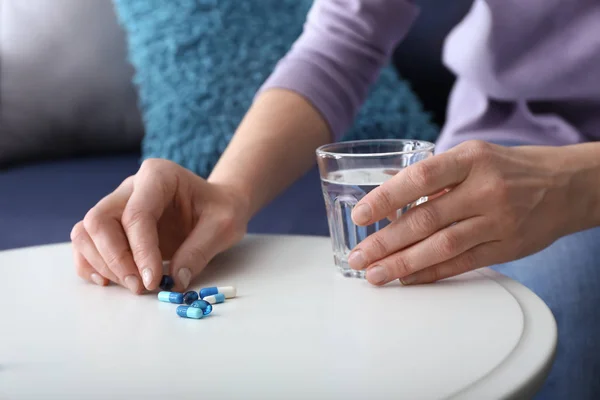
top-left (0, 0), bottom-right (473, 250)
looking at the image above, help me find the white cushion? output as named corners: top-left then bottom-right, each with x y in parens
top-left (0, 0), bottom-right (143, 165)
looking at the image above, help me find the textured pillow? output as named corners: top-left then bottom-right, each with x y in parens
top-left (113, 0), bottom-right (439, 178)
top-left (0, 0), bottom-right (143, 167)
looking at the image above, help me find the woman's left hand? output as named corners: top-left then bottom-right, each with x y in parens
top-left (347, 140), bottom-right (592, 285)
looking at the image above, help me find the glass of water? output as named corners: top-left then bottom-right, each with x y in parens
top-left (316, 139), bottom-right (435, 278)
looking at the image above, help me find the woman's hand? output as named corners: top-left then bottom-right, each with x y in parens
top-left (347, 140), bottom-right (600, 286)
top-left (70, 159), bottom-right (249, 294)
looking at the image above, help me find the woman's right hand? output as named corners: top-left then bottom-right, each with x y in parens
top-left (70, 158), bottom-right (250, 294)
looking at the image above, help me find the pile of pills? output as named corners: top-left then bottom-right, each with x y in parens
top-left (157, 275), bottom-right (237, 320)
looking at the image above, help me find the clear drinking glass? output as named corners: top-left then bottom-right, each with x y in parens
top-left (316, 139), bottom-right (435, 278)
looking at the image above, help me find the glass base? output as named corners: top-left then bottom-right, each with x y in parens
top-left (335, 256), bottom-right (366, 279)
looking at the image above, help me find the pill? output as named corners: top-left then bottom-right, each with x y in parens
top-left (191, 300), bottom-right (213, 315)
top-left (203, 293), bottom-right (226, 304)
top-left (200, 286), bottom-right (236, 299)
top-left (159, 275), bottom-right (175, 291)
top-left (183, 291), bottom-right (199, 305)
top-left (157, 291), bottom-right (184, 304)
top-left (176, 306), bottom-right (204, 319)
top-left (199, 287), bottom-right (218, 298)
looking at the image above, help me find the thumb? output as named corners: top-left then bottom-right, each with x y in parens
top-left (168, 214), bottom-right (232, 291)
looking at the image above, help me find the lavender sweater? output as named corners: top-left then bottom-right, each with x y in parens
top-left (259, 0), bottom-right (600, 152)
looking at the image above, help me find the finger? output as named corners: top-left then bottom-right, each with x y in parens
top-left (386, 189), bottom-right (448, 222)
top-left (169, 210), bottom-right (239, 291)
top-left (121, 160), bottom-right (179, 292)
top-left (73, 247), bottom-right (107, 286)
top-left (364, 216), bottom-right (495, 286)
top-left (71, 221), bottom-right (119, 283)
top-left (348, 186), bottom-right (472, 270)
top-left (399, 241), bottom-right (504, 285)
top-left (352, 153), bottom-right (470, 226)
top-left (84, 178), bottom-right (144, 294)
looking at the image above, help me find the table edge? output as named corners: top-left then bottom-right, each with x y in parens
top-left (449, 268), bottom-right (558, 400)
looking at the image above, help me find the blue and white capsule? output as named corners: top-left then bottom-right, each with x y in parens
top-left (203, 293), bottom-right (226, 304)
top-left (158, 291), bottom-right (184, 304)
top-left (176, 306), bottom-right (204, 319)
top-left (183, 291), bottom-right (199, 305)
top-left (199, 286), bottom-right (236, 299)
top-left (190, 300), bottom-right (213, 315)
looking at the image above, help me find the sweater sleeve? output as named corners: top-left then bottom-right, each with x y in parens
top-left (256, 0), bottom-right (419, 141)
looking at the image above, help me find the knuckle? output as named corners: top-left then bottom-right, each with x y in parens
top-left (83, 209), bottom-right (105, 236)
top-left (427, 267), bottom-right (442, 283)
top-left (462, 140), bottom-right (493, 162)
top-left (139, 158), bottom-right (178, 182)
top-left (105, 248), bottom-right (133, 271)
top-left (390, 255), bottom-right (413, 277)
top-left (372, 187), bottom-right (395, 214)
top-left (216, 212), bottom-right (235, 233)
top-left (478, 172), bottom-right (509, 202)
top-left (214, 208), bottom-right (242, 239)
top-left (407, 161), bottom-right (436, 190)
top-left (129, 240), bottom-right (151, 265)
top-left (139, 158), bottom-right (166, 173)
top-left (407, 206), bottom-right (438, 236)
top-left (122, 175), bottom-right (135, 187)
top-left (458, 250), bottom-right (478, 271)
top-left (180, 243), bottom-right (210, 267)
top-left (121, 208), bottom-right (150, 232)
top-left (365, 233), bottom-right (388, 258)
top-left (435, 230), bottom-right (460, 257)
top-left (70, 221), bottom-right (86, 243)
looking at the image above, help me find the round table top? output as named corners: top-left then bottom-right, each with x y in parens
top-left (0, 235), bottom-right (556, 400)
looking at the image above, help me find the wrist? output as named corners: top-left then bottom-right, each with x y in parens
top-left (209, 178), bottom-right (254, 225)
top-left (559, 142), bottom-right (600, 232)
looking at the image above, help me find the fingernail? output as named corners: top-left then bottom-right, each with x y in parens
top-left (400, 274), bottom-right (418, 285)
top-left (90, 273), bottom-right (104, 286)
top-left (367, 265), bottom-right (388, 285)
top-left (124, 275), bottom-right (140, 293)
top-left (141, 268), bottom-right (153, 289)
top-left (352, 204), bottom-right (372, 225)
top-left (348, 250), bottom-right (366, 270)
top-left (178, 268), bottom-right (192, 289)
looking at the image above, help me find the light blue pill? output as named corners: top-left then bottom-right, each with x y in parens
top-left (204, 293), bottom-right (226, 304)
top-left (191, 300), bottom-right (213, 315)
top-left (158, 291), bottom-right (184, 304)
top-left (176, 306), bottom-right (203, 319)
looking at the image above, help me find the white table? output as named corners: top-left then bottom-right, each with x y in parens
top-left (0, 235), bottom-right (556, 400)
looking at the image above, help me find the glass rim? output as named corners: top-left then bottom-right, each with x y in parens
top-left (316, 139), bottom-right (435, 158)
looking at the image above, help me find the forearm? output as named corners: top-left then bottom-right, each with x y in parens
top-left (208, 89), bottom-right (330, 220)
top-left (560, 142), bottom-right (600, 232)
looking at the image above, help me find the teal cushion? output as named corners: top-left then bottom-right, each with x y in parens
top-left (113, 0), bottom-right (439, 178)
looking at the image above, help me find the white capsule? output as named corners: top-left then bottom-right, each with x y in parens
top-left (218, 286), bottom-right (236, 299)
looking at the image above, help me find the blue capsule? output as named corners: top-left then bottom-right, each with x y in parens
top-left (158, 291), bottom-right (184, 304)
top-left (191, 300), bottom-right (213, 315)
top-left (200, 286), bottom-right (236, 299)
top-left (203, 293), bottom-right (226, 304)
top-left (199, 287), bottom-right (218, 298)
top-left (176, 306), bottom-right (203, 319)
top-left (159, 275), bottom-right (175, 291)
top-left (183, 291), bottom-right (199, 305)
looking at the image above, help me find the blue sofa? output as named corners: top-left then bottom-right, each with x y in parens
top-left (0, 154), bottom-right (329, 250)
top-left (0, 0), bottom-right (472, 251)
